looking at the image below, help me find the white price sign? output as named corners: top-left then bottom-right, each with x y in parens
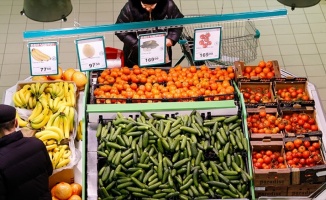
top-left (28, 42), bottom-right (58, 76)
top-left (139, 33), bottom-right (166, 67)
top-left (193, 27), bottom-right (222, 61)
top-left (76, 36), bottom-right (107, 72)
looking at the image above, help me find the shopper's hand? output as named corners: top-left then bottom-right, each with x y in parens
top-left (166, 38), bottom-right (173, 47)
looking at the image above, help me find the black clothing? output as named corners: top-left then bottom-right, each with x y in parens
top-left (0, 104), bottom-right (16, 124)
top-left (0, 131), bottom-right (53, 200)
top-left (115, 0), bottom-right (184, 67)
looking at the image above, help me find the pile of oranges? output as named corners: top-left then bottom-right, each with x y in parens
top-left (51, 182), bottom-right (82, 200)
top-left (94, 65), bottom-right (235, 104)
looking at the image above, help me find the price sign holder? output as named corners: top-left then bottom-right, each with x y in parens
top-left (76, 36), bottom-right (107, 72)
top-left (138, 32), bottom-right (166, 67)
top-left (193, 27), bottom-right (222, 61)
top-left (28, 41), bottom-right (58, 76)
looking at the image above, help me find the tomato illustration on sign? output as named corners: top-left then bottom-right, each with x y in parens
top-left (198, 32), bottom-right (212, 48)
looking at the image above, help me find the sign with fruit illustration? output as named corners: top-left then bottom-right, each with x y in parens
top-left (76, 36), bottom-right (107, 72)
top-left (28, 41), bottom-right (58, 76)
top-left (138, 32), bottom-right (166, 67)
top-left (193, 27), bottom-right (222, 61)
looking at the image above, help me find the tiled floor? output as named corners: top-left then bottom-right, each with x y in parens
top-left (1, 0), bottom-right (326, 113)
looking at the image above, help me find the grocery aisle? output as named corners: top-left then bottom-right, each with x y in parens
top-left (1, 0), bottom-right (326, 113)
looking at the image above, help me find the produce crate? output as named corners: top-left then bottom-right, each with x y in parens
top-left (238, 82), bottom-right (277, 108)
top-left (273, 77), bottom-right (314, 107)
top-left (251, 140), bottom-right (291, 186)
top-left (246, 107), bottom-right (284, 140)
top-left (234, 60), bottom-right (281, 82)
top-left (284, 136), bottom-right (326, 185)
top-left (280, 107), bottom-right (322, 137)
top-left (255, 186), bottom-right (287, 198)
top-left (287, 183), bottom-right (322, 196)
top-left (49, 169), bottom-right (74, 189)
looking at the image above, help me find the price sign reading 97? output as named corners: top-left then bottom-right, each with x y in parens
top-left (139, 33), bottom-right (166, 67)
top-left (194, 27), bottom-right (222, 61)
top-left (76, 36), bottom-right (107, 72)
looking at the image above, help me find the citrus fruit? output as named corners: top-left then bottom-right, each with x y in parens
top-left (32, 75), bottom-right (49, 81)
top-left (54, 182), bottom-right (72, 200)
top-left (48, 67), bottom-right (63, 80)
top-left (63, 68), bottom-right (77, 81)
top-left (70, 183), bottom-right (82, 196)
top-left (71, 71), bottom-right (87, 90)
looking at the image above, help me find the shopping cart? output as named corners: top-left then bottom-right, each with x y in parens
top-left (175, 16), bottom-right (260, 67)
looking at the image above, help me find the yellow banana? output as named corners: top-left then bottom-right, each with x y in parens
top-left (70, 90), bottom-right (76, 107)
top-left (63, 82), bottom-right (69, 97)
top-left (16, 112), bottom-right (28, 127)
top-left (46, 107), bottom-right (64, 128)
top-left (32, 96), bottom-right (37, 108)
top-left (28, 96), bottom-right (34, 109)
top-left (56, 87), bottom-right (64, 99)
top-left (65, 93), bottom-right (72, 107)
top-left (31, 48), bottom-right (51, 61)
top-left (68, 107), bottom-right (75, 132)
top-left (48, 151), bottom-right (53, 162)
top-left (30, 115), bottom-right (50, 130)
top-left (68, 83), bottom-right (75, 92)
top-left (46, 144), bottom-right (58, 151)
top-left (48, 98), bottom-right (54, 111)
top-left (58, 82), bottom-right (64, 91)
top-left (30, 113), bottom-right (45, 124)
top-left (35, 82), bottom-right (41, 97)
top-left (38, 95), bottom-right (48, 109)
top-left (53, 97), bottom-right (61, 112)
top-left (13, 92), bottom-right (24, 107)
top-left (77, 120), bottom-right (83, 141)
top-left (18, 89), bottom-right (28, 107)
top-left (22, 84), bottom-right (31, 91)
top-left (38, 83), bottom-right (48, 95)
top-left (46, 139), bottom-right (57, 145)
top-left (52, 151), bottom-right (60, 169)
top-left (30, 84), bottom-right (36, 95)
top-left (37, 129), bottom-right (61, 142)
top-left (56, 158), bottom-right (70, 169)
top-left (44, 126), bottom-right (64, 141)
top-left (28, 102), bottom-right (43, 121)
top-left (63, 150), bottom-right (71, 159)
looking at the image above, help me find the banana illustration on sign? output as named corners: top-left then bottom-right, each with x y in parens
top-left (31, 48), bottom-right (51, 62)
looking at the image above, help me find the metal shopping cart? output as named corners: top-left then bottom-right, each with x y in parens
top-left (175, 16), bottom-right (260, 67)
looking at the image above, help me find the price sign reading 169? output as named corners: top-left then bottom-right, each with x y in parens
top-left (145, 57), bottom-right (159, 63)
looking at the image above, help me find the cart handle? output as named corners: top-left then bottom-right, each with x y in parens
top-left (254, 29), bottom-right (260, 39)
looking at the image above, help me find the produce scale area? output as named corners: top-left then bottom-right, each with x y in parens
top-left (3, 9), bottom-right (326, 200)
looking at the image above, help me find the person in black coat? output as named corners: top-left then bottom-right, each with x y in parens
top-left (115, 0), bottom-right (184, 67)
top-left (0, 104), bottom-right (53, 200)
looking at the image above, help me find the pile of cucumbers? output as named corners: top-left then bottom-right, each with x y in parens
top-left (96, 110), bottom-right (252, 200)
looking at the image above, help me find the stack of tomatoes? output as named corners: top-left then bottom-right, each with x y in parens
top-left (284, 138), bottom-right (323, 168)
top-left (241, 87), bottom-right (273, 103)
top-left (241, 60), bottom-right (276, 79)
top-left (276, 112), bottom-right (318, 134)
top-left (247, 110), bottom-right (280, 134)
top-left (276, 86), bottom-right (310, 101)
top-left (252, 150), bottom-right (287, 169)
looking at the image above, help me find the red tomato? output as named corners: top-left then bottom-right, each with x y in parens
top-left (303, 141), bottom-right (311, 148)
top-left (263, 157), bottom-right (272, 164)
top-left (312, 142), bottom-right (320, 149)
top-left (311, 125), bottom-right (318, 131)
top-left (278, 156), bottom-right (284, 163)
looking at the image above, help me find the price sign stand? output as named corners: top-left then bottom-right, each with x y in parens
top-left (138, 32), bottom-right (166, 67)
top-left (76, 36), bottom-right (107, 72)
top-left (28, 41), bottom-right (58, 76)
top-left (193, 27), bottom-right (222, 61)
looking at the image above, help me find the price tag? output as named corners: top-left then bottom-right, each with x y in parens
top-left (193, 27), bottom-right (222, 61)
top-left (139, 32), bottom-right (166, 67)
top-left (76, 36), bottom-right (107, 72)
top-left (28, 42), bottom-right (58, 76)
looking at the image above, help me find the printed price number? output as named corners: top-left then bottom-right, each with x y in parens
top-left (89, 62), bottom-right (101, 68)
top-left (145, 57), bottom-right (159, 63)
top-left (200, 52), bottom-right (213, 58)
top-left (40, 67), bottom-right (52, 72)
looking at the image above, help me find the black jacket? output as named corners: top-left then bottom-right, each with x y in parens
top-left (115, 0), bottom-right (184, 67)
top-left (0, 131), bottom-right (53, 200)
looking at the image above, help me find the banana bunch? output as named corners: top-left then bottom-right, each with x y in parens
top-left (46, 82), bottom-right (65, 99)
top-left (30, 82), bottom-right (48, 99)
top-left (28, 100), bottom-right (51, 130)
top-left (49, 144), bottom-right (71, 169)
top-left (35, 126), bottom-right (63, 143)
top-left (48, 96), bottom-right (66, 113)
top-left (12, 85), bottom-right (35, 109)
top-left (31, 48), bottom-right (51, 62)
top-left (16, 112), bottom-right (28, 127)
top-left (76, 120), bottom-right (83, 141)
top-left (47, 106), bottom-right (75, 139)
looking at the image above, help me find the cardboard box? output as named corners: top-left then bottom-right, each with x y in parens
top-left (255, 186), bottom-right (287, 198)
top-left (246, 107), bottom-right (284, 140)
top-left (273, 77), bottom-right (315, 107)
top-left (49, 169), bottom-right (74, 189)
top-left (280, 108), bottom-right (322, 137)
top-left (239, 82), bottom-right (277, 108)
top-left (287, 183), bottom-right (322, 196)
top-left (284, 136), bottom-right (326, 185)
top-left (251, 140), bottom-right (291, 186)
top-left (234, 60), bottom-right (281, 82)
